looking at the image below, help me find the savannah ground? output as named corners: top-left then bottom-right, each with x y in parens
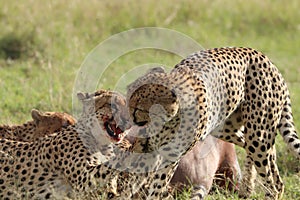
top-left (0, 0), bottom-right (299, 199)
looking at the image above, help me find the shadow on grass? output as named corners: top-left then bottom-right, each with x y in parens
top-left (0, 31), bottom-right (40, 61)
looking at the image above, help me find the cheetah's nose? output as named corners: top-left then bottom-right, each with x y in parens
top-left (132, 108), bottom-right (148, 126)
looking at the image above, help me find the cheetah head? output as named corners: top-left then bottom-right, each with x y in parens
top-left (127, 67), bottom-right (180, 128)
top-left (31, 109), bottom-right (76, 138)
top-left (77, 89), bottom-right (131, 143)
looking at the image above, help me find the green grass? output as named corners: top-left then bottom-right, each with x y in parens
top-left (0, 0), bottom-right (299, 199)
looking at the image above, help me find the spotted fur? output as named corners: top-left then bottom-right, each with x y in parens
top-left (126, 47), bottom-right (300, 199)
top-left (0, 109), bottom-right (76, 142)
top-left (0, 90), bottom-right (132, 199)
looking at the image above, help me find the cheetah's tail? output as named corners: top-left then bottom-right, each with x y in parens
top-left (278, 95), bottom-right (300, 159)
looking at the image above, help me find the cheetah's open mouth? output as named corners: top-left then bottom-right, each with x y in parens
top-left (104, 120), bottom-right (124, 142)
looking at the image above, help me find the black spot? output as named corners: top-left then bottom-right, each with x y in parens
top-left (257, 154), bottom-right (262, 158)
top-left (262, 159), bottom-right (268, 166)
top-left (168, 153), bottom-right (177, 157)
top-left (282, 130), bottom-right (289, 136)
top-left (260, 145), bottom-right (266, 152)
top-left (246, 122), bottom-right (252, 129)
top-left (16, 151), bottom-right (21, 157)
top-left (248, 146), bottom-right (255, 153)
top-left (257, 117), bottom-right (261, 123)
top-left (259, 173), bottom-right (266, 178)
top-left (139, 162), bottom-right (145, 168)
top-left (255, 161), bottom-right (261, 167)
top-left (256, 131), bottom-right (261, 137)
top-left (3, 166), bottom-right (9, 172)
top-left (115, 162), bottom-right (121, 169)
top-left (268, 134), bottom-right (272, 140)
top-left (284, 123), bottom-right (292, 128)
top-left (38, 189), bottom-right (46, 194)
top-left (45, 193), bottom-right (51, 199)
top-left (252, 141), bottom-right (259, 147)
top-left (288, 138), bottom-right (295, 143)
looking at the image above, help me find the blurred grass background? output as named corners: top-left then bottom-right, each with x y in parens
top-left (0, 0), bottom-right (299, 199)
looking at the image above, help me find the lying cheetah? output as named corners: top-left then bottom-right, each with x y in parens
top-left (0, 90), bottom-right (131, 199)
top-left (0, 109), bottom-right (75, 142)
top-left (126, 47), bottom-right (300, 199)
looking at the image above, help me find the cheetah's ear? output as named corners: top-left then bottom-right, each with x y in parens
top-left (77, 92), bottom-right (90, 101)
top-left (31, 109), bottom-right (43, 122)
top-left (77, 92), bottom-right (95, 115)
top-left (147, 66), bottom-right (166, 74)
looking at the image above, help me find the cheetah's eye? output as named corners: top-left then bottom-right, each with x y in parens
top-left (110, 104), bottom-right (118, 111)
top-left (135, 121), bottom-right (147, 126)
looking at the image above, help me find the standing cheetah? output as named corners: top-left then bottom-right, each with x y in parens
top-left (126, 47), bottom-right (300, 199)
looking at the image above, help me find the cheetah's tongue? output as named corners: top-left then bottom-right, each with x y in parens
top-left (104, 122), bottom-right (123, 141)
top-left (110, 124), bottom-right (123, 135)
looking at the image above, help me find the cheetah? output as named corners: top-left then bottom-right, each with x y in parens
top-left (126, 47), bottom-right (300, 199)
top-left (0, 90), bottom-right (132, 199)
top-left (0, 109), bottom-right (76, 142)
